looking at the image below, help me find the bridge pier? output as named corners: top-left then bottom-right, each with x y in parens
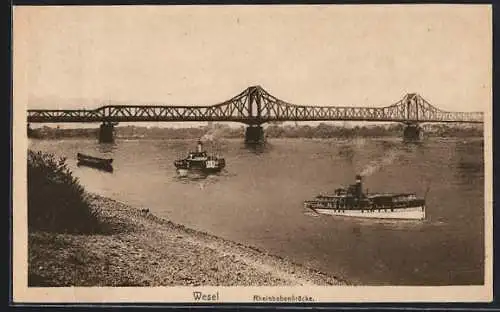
top-left (27, 123), bottom-right (34, 138)
top-left (403, 123), bottom-right (423, 142)
top-left (99, 122), bottom-right (115, 143)
top-left (245, 125), bottom-right (265, 144)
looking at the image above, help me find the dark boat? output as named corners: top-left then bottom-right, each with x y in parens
top-left (174, 140), bottom-right (225, 175)
top-left (77, 153), bottom-right (113, 172)
top-left (303, 175), bottom-right (426, 220)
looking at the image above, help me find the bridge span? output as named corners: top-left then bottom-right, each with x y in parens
top-left (27, 85), bottom-right (484, 143)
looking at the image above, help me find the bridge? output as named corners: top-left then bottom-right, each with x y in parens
top-left (27, 85), bottom-right (484, 143)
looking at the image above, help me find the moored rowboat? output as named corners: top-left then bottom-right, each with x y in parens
top-left (77, 153), bottom-right (113, 172)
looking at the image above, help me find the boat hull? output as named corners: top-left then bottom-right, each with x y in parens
top-left (174, 159), bottom-right (225, 174)
top-left (310, 206), bottom-right (425, 220)
top-left (176, 168), bottom-right (189, 177)
top-left (77, 153), bottom-right (113, 172)
top-left (77, 160), bottom-right (113, 172)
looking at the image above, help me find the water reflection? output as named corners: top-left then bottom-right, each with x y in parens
top-left (77, 162), bottom-right (114, 174)
top-left (380, 139), bottom-right (399, 151)
top-left (400, 140), bottom-right (424, 152)
top-left (173, 167), bottom-right (233, 183)
top-left (97, 142), bottom-right (118, 154)
top-left (337, 144), bottom-right (355, 163)
top-left (175, 171), bottom-right (209, 182)
top-left (243, 141), bottom-right (272, 155)
top-left (453, 139), bottom-right (484, 184)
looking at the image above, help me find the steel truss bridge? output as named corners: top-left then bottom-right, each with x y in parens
top-left (27, 85), bottom-right (484, 125)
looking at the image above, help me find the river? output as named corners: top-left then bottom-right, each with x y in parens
top-left (28, 136), bottom-right (485, 286)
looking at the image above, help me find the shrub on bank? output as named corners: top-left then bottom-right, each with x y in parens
top-left (27, 150), bottom-right (102, 234)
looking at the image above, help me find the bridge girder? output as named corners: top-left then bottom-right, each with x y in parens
top-left (27, 86), bottom-right (484, 124)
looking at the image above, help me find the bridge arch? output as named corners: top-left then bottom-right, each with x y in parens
top-left (26, 85), bottom-right (484, 143)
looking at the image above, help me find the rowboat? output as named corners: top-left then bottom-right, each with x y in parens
top-left (77, 153), bottom-right (113, 172)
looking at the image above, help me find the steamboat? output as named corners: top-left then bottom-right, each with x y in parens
top-left (303, 175), bottom-right (426, 220)
top-left (174, 140), bottom-right (226, 175)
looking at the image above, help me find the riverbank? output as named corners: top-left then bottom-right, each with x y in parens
top-left (28, 123), bottom-right (484, 140)
top-left (28, 194), bottom-right (348, 287)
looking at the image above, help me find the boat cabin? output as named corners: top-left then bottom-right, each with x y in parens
top-left (368, 193), bottom-right (425, 208)
top-left (310, 175), bottom-right (425, 210)
top-left (185, 141), bottom-right (209, 161)
top-left (187, 151), bottom-right (208, 161)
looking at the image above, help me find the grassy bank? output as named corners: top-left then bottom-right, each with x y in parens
top-left (28, 150), bottom-right (347, 286)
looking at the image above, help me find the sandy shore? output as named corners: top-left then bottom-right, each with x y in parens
top-left (28, 194), bottom-right (349, 287)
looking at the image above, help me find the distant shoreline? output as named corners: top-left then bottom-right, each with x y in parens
top-left (28, 123), bottom-right (484, 140)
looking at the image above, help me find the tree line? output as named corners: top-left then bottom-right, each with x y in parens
top-left (28, 123), bottom-right (483, 140)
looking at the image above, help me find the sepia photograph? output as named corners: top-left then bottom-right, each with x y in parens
top-left (12, 4), bottom-right (492, 303)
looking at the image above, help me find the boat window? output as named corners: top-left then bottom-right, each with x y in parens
top-left (393, 195), bottom-right (414, 202)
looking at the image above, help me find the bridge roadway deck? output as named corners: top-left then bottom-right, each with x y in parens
top-left (26, 86), bottom-right (484, 125)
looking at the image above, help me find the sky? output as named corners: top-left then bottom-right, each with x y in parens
top-left (14, 5), bottom-right (491, 116)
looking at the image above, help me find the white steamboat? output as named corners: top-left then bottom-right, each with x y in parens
top-left (303, 175), bottom-right (426, 220)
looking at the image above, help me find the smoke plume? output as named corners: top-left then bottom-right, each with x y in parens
top-left (360, 149), bottom-right (400, 177)
top-left (200, 127), bottom-right (223, 143)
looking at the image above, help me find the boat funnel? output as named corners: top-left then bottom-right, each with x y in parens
top-left (356, 174), bottom-right (362, 183)
top-left (197, 140), bottom-right (203, 153)
top-left (355, 174), bottom-right (363, 198)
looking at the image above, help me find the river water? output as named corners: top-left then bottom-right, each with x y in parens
top-left (28, 136), bottom-right (485, 285)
